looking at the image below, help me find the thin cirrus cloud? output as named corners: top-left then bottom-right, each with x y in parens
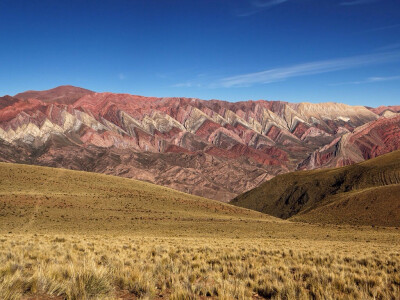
top-left (171, 82), bottom-right (202, 88)
top-left (234, 0), bottom-right (288, 17)
top-left (213, 51), bottom-right (400, 88)
top-left (340, 0), bottom-right (380, 5)
top-left (118, 73), bottom-right (126, 80)
top-left (235, 0), bottom-right (383, 17)
top-left (366, 24), bottom-right (400, 32)
top-left (331, 75), bottom-right (400, 86)
top-left (251, 0), bottom-right (288, 8)
top-left (375, 43), bottom-right (400, 52)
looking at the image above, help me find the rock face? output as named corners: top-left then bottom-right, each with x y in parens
top-left (367, 105), bottom-right (400, 116)
top-left (0, 86), bottom-right (399, 201)
top-left (298, 115), bottom-right (400, 169)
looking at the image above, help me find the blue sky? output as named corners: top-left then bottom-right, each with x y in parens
top-left (0, 0), bottom-right (399, 106)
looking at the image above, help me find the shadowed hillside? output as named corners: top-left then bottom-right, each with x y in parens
top-left (231, 150), bottom-right (400, 226)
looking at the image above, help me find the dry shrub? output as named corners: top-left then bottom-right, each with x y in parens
top-left (0, 234), bottom-right (399, 300)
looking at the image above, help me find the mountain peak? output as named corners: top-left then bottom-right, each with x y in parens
top-left (15, 85), bottom-right (94, 105)
top-left (1, 87), bottom-right (399, 201)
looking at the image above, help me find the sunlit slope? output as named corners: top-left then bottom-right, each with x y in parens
top-left (231, 150), bottom-right (400, 226)
top-left (0, 162), bottom-right (280, 236)
top-left (291, 184), bottom-right (400, 226)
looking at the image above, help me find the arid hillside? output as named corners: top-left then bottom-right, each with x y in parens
top-left (1, 86), bottom-right (400, 201)
top-left (1, 162), bottom-right (400, 299)
top-left (231, 150), bottom-right (400, 227)
top-left (0, 161), bottom-right (279, 236)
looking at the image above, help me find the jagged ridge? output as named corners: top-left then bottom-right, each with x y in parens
top-left (0, 86), bottom-right (399, 201)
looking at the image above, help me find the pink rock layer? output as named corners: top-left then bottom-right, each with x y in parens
top-left (0, 86), bottom-right (398, 201)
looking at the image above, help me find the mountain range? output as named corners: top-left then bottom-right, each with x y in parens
top-left (1, 85), bottom-right (400, 201)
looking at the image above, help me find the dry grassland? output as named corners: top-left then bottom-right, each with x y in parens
top-left (1, 234), bottom-right (399, 300)
top-left (0, 162), bottom-right (399, 299)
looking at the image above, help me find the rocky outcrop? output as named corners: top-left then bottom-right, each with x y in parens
top-left (298, 115), bottom-right (400, 170)
top-left (367, 105), bottom-right (400, 116)
top-left (0, 86), bottom-right (398, 201)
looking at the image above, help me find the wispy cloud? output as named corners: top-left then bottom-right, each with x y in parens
top-left (118, 73), bottom-right (126, 80)
top-left (331, 75), bottom-right (400, 86)
top-left (252, 0), bottom-right (288, 8)
top-left (234, 0), bottom-right (288, 17)
top-left (375, 43), bottom-right (400, 52)
top-left (340, 0), bottom-right (380, 5)
top-left (366, 24), bottom-right (400, 32)
top-left (213, 51), bottom-right (400, 88)
top-left (171, 72), bottom-right (212, 88)
top-left (171, 82), bottom-right (202, 88)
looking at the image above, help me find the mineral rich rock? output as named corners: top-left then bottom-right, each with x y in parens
top-left (0, 86), bottom-right (398, 201)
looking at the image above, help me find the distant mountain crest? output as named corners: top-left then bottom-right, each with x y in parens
top-left (0, 85), bottom-right (399, 201)
top-left (15, 85), bottom-right (94, 105)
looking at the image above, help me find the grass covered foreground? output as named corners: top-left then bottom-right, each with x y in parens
top-left (0, 162), bottom-right (399, 299)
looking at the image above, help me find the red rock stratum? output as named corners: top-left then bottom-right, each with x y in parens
top-left (0, 86), bottom-right (399, 201)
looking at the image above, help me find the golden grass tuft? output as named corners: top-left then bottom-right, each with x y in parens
top-left (1, 162), bottom-right (400, 299)
top-left (0, 234), bottom-right (399, 299)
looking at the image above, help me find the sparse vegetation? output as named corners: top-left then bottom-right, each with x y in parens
top-left (1, 162), bottom-right (399, 299)
top-left (0, 235), bottom-right (399, 299)
top-left (232, 150), bottom-right (400, 227)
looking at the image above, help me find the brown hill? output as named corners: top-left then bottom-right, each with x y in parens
top-left (15, 85), bottom-right (94, 105)
top-left (2, 162), bottom-right (400, 300)
top-left (0, 161), bottom-right (279, 236)
top-left (290, 184), bottom-right (400, 226)
top-left (231, 150), bottom-right (400, 226)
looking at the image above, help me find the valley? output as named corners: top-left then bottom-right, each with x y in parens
top-left (2, 1), bottom-right (400, 299)
top-left (1, 87), bottom-right (399, 299)
top-left (0, 162), bottom-right (399, 299)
